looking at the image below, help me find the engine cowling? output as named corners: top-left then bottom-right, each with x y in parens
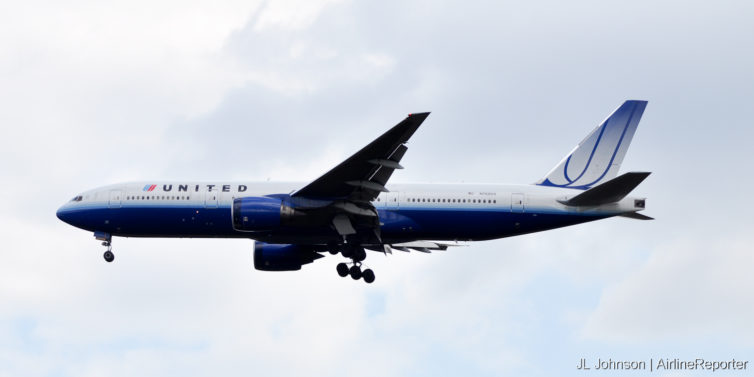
top-left (253, 242), bottom-right (324, 271)
top-left (232, 196), bottom-right (296, 231)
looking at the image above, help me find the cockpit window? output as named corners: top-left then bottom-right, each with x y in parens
top-left (70, 195), bottom-right (83, 202)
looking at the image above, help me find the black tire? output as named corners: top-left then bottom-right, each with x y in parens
top-left (362, 269), bottom-right (375, 284)
top-left (354, 248), bottom-right (367, 262)
top-left (336, 263), bottom-right (349, 277)
top-left (349, 265), bottom-right (362, 280)
top-left (103, 251), bottom-right (114, 263)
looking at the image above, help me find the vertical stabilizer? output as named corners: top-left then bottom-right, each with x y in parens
top-left (537, 100), bottom-right (647, 189)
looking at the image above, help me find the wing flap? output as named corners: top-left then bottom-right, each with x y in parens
top-left (332, 214), bottom-right (357, 235)
top-left (369, 159), bottom-right (404, 170)
top-left (388, 241), bottom-right (465, 253)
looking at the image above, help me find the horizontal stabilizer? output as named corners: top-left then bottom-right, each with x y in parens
top-left (620, 212), bottom-right (654, 220)
top-left (564, 172), bottom-right (650, 206)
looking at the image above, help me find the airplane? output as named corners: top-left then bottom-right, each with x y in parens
top-left (57, 100), bottom-right (651, 284)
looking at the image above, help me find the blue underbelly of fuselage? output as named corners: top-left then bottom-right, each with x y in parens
top-left (57, 204), bottom-right (608, 244)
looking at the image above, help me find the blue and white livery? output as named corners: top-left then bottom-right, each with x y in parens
top-left (538, 100), bottom-right (647, 189)
top-left (57, 101), bottom-right (652, 283)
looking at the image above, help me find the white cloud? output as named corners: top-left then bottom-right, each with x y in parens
top-left (1, 0), bottom-right (754, 376)
top-left (0, 213), bottom-right (539, 376)
top-left (582, 234), bottom-right (754, 344)
top-left (253, 0), bottom-right (345, 32)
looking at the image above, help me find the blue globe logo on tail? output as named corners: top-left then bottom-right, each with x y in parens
top-left (538, 100), bottom-right (647, 190)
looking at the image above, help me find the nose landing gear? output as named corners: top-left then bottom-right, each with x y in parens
top-left (102, 242), bottom-right (114, 263)
top-left (95, 231), bottom-right (114, 263)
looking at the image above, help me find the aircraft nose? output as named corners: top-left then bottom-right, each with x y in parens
top-left (56, 204), bottom-right (72, 225)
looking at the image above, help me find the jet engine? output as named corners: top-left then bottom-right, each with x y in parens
top-left (253, 242), bottom-right (324, 271)
top-left (232, 196), bottom-right (298, 231)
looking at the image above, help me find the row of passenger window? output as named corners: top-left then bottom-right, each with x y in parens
top-left (126, 195), bottom-right (191, 201)
top-left (407, 197), bottom-right (496, 204)
top-left (377, 197), bottom-right (497, 204)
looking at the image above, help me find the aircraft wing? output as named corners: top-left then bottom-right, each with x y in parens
top-left (292, 112), bottom-right (430, 202)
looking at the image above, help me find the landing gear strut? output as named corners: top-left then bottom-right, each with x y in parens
top-left (95, 232), bottom-right (114, 263)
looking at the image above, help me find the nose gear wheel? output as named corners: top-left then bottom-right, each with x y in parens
top-left (100, 238), bottom-right (115, 263)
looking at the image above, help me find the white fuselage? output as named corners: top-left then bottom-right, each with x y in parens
top-left (56, 181), bottom-right (644, 244)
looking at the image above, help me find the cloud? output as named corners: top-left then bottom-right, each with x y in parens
top-left (2, 0), bottom-right (754, 376)
top-left (0, 213), bottom-right (548, 377)
top-left (582, 234), bottom-right (754, 344)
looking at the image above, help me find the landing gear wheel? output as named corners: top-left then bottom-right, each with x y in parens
top-left (353, 248), bottom-right (367, 262)
top-left (349, 265), bottom-right (362, 280)
top-left (336, 263), bottom-right (349, 277)
top-left (362, 269), bottom-right (375, 284)
top-left (103, 250), bottom-right (114, 263)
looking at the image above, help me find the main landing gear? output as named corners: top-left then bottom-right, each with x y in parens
top-left (335, 244), bottom-right (375, 284)
top-left (336, 262), bottom-right (375, 283)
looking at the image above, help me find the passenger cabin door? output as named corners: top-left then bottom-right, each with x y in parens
top-left (108, 190), bottom-right (122, 209)
top-left (204, 190), bottom-right (218, 209)
top-left (385, 192), bottom-right (400, 210)
top-left (511, 193), bottom-right (524, 213)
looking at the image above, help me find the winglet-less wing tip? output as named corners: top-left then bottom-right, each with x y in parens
top-left (408, 112), bottom-right (431, 119)
top-left (292, 111), bottom-right (431, 199)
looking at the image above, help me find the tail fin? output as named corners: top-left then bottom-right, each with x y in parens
top-left (537, 100), bottom-right (648, 189)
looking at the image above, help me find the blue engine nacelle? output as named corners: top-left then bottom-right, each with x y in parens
top-left (232, 196), bottom-right (297, 231)
top-left (253, 242), bottom-right (324, 271)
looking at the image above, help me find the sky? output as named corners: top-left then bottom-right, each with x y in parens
top-left (1, 0), bottom-right (754, 376)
